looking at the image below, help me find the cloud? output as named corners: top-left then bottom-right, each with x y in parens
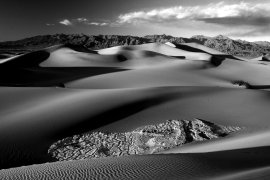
top-left (58, 18), bottom-right (109, 26)
top-left (116, 1), bottom-right (270, 27)
top-left (59, 19), bottom-right (73, 26)
top-left (87, 22), bottom-right (108, 26)
top-left (100, 23), bottom-right (109, 26)
top-left (88, 22), bottom-right (100, 26)
top-left (76, 18), bottom-right (88, 23)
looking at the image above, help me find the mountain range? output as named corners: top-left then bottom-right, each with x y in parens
top-left (1, 34), bottom-right (270, 57)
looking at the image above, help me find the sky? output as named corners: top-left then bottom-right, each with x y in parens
top-left (1, 0), bottom-right (270, 42)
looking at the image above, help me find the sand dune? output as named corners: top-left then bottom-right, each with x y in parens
top-left (1, 50), bottom-right (50, 67)
top-left (0, 54), bottom-right (9, 59)
top-left (0, 46), bottom-right (128, 86)
top-left (0, 66), bottom-right (126, 87)
top-left (66, 61), bottom-right (229, 89)
top-left (66, 57), bottom-right (270, 89)
top-left (0, 53), bottom-right (14, 60)
top-left (41, 46), bottom-right (180, 69)
top-left (162, 129), bottom-right (270, 153)
top-left (1, 45), bottom-right (124, 68)
top-left (0, 54), bottom-right (21, 63)
top-left (0, 86), bottom-right (186, 169)
top-left (165, 42), bottom-right (176, 47)
top-left (98, 43), bottom-right (212, 60)
top-left (213, 166), bottom-right (270, 180)
top-left (1, 42), bottom-right (270, 179)
top-left (40, 47), bottom-right (126, 67)
top-left (1, 44), bottom-right (186, 70)
top-left (0, 86), bottom-right (270, 169)
top-left (181, 42), bottom-right (225, 55)
top-left (0, 147), bottom-right (269, 180)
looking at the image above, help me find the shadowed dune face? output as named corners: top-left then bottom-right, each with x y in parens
top-left (175, 43), bottom-right (242, 68)
top-left (1, 42), bottom-right (270, 179)
top-left (0, 54), bottom-right (11, 59)
top-left (0, 87), bottom-right (183, 169)
top-left (180, 43), bottom-right (225, 55)
top-left (1, 51), bottom-right (50, 67)
top-left (63, 44), bottom-right (98, 54)
top-left (0, 46), bottom-right (129, 86)
top-left (98, 43), bottom-right (212, 60)
top-left (0, 87), bottom-right (270, 169)
top-left (0, 67), bottom-right (127, 87)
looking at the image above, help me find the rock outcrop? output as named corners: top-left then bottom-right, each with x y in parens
top-left (232, 80), bottom-right (252, 89)
top-left (48, 119), bottom-right (241, 161)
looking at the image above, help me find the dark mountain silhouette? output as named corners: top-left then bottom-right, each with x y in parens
top-left (190, 35), bottom-right (270, 57)
top-left (1, 34), bottom-right (270, 57)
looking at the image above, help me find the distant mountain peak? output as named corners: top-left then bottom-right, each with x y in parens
top-left (254, 41), bottom-right (270, 47)
top-left (214, 35), bottom-right (230, 40)
top-left (191, 35), bottom-right (209, 39)
top-left (191, 35), bottom-right (231, 40)
top-left (1, 33), bottom-right (270, 58)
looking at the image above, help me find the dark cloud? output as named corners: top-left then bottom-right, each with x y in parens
top-left (227, 26), bottom-right (270, 37)
top-left (197, 16), bottom-right (270, 26)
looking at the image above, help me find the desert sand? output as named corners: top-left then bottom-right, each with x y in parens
top-left (0, 42), bottom-right (270, 179)
top-left (1, 147), bottom-right (270, 180)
